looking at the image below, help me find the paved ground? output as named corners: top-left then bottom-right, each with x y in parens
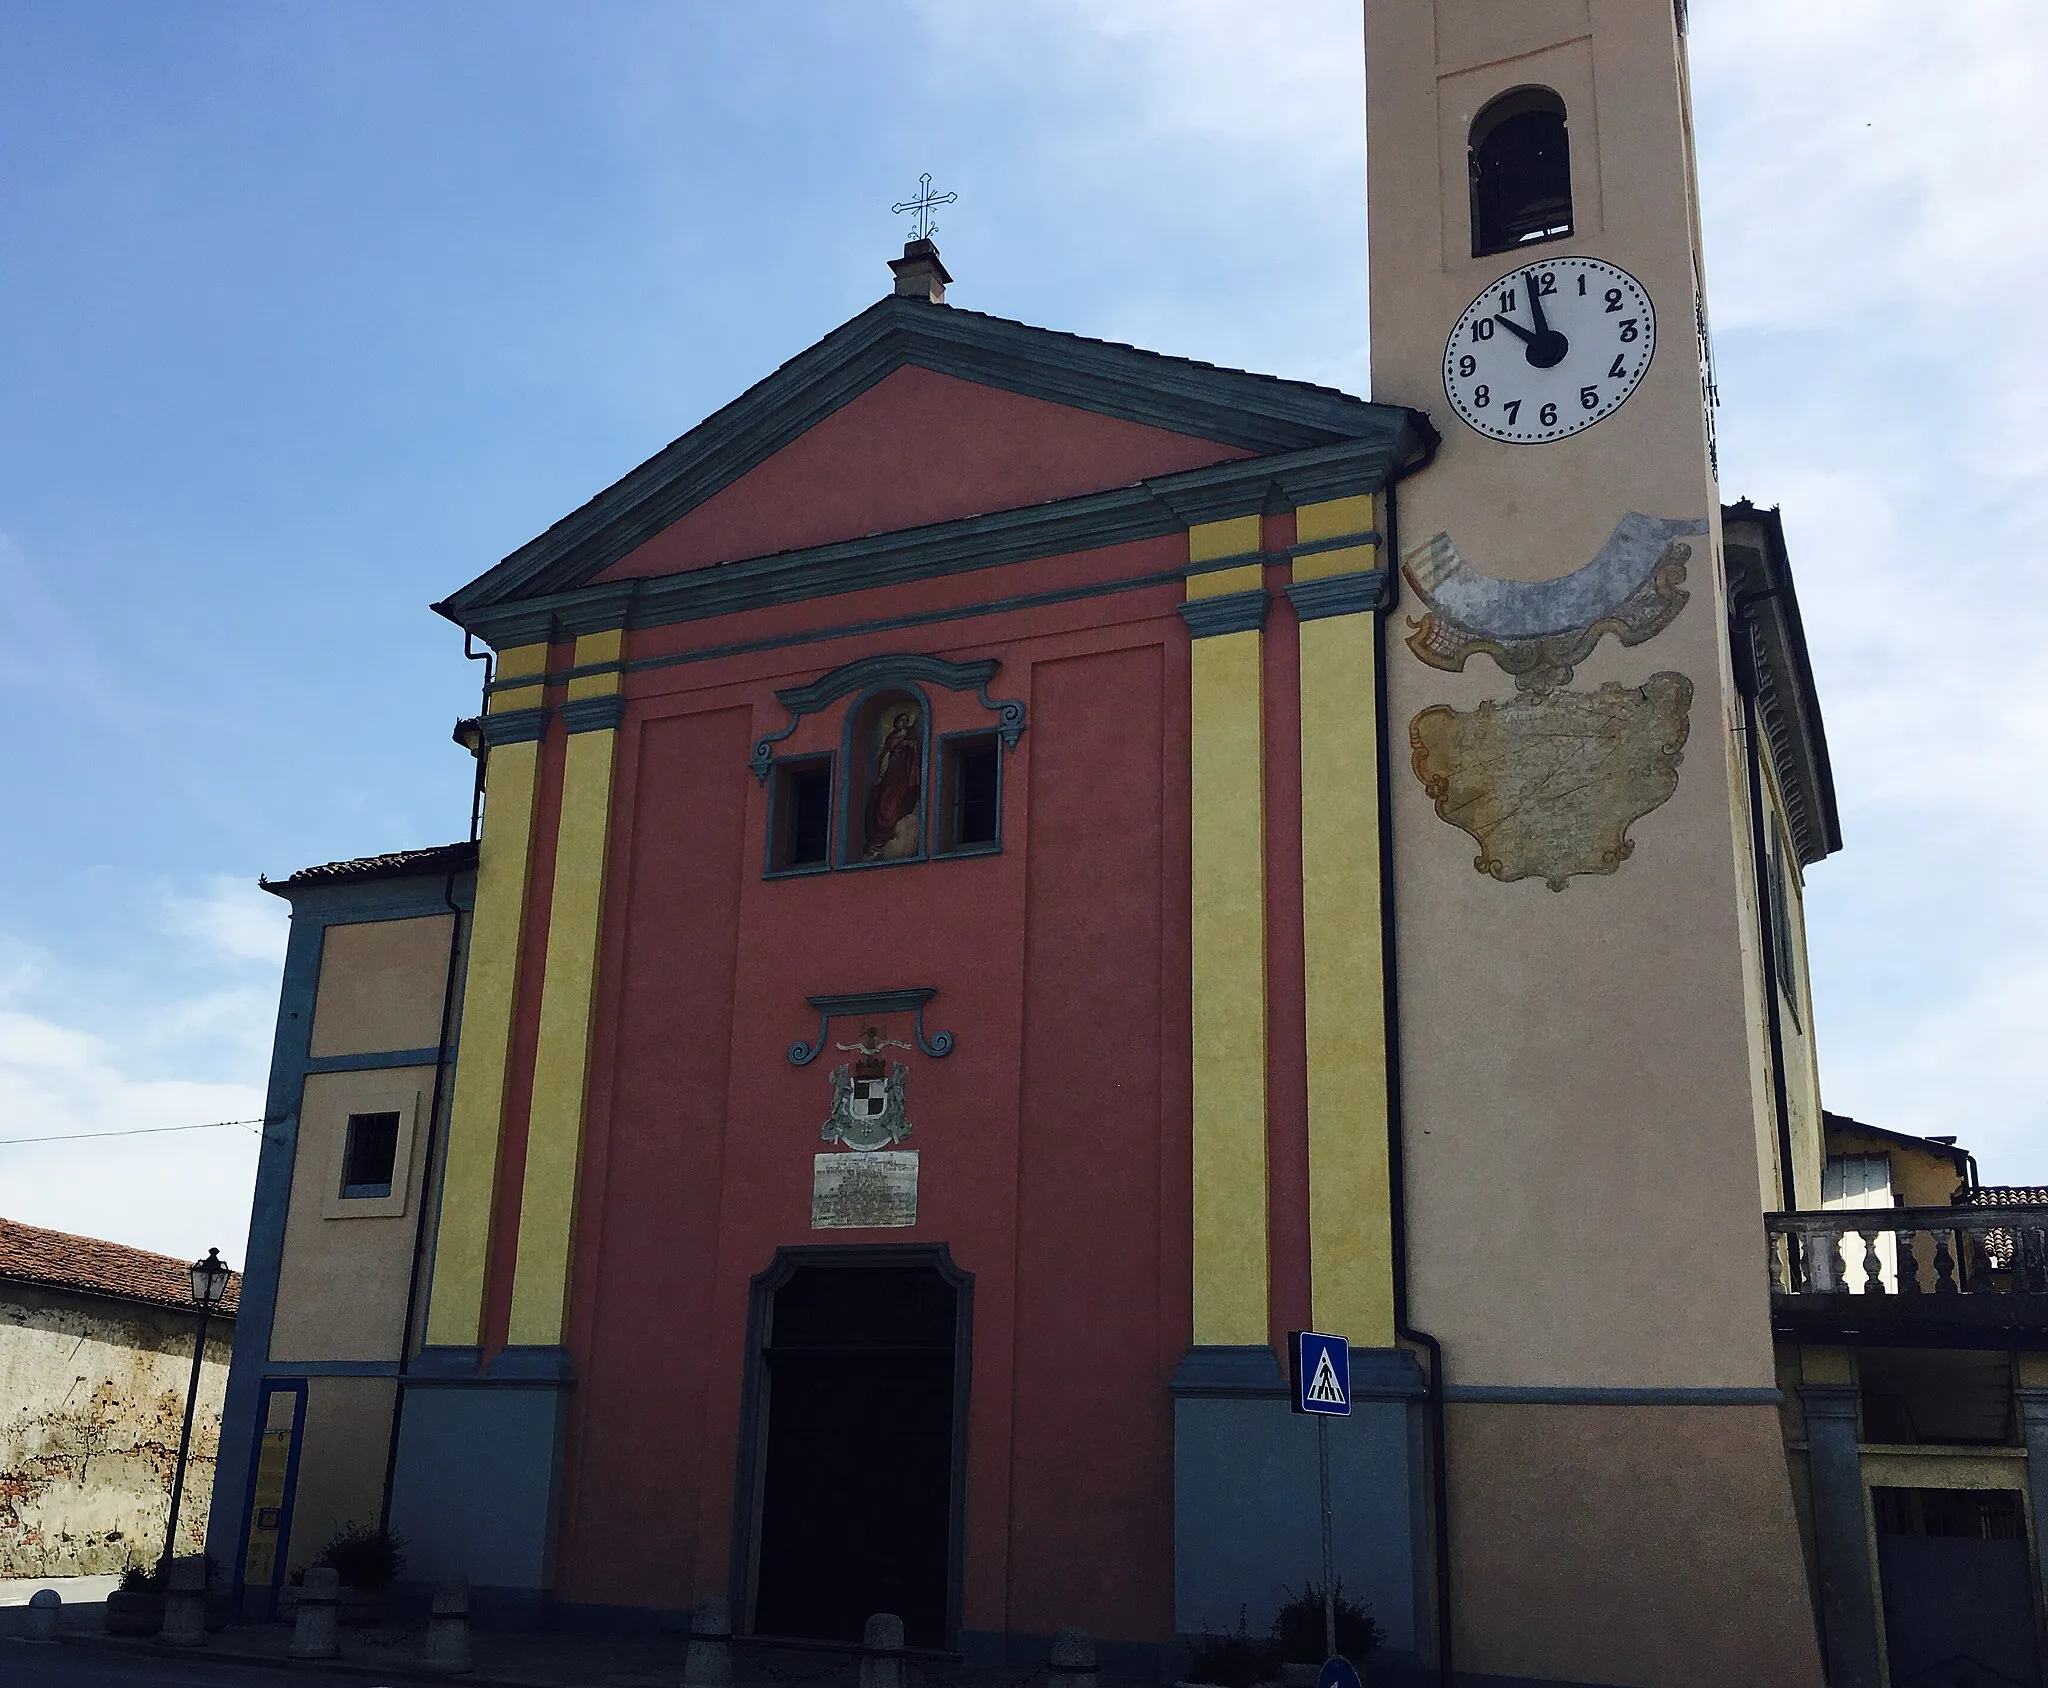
top-left (0, 1575), bottom-right (123, 1607)
top-left (0, 1647), bottom-right (318, 1687)
top-left (0, 1586), bottom-right (1125, 1688)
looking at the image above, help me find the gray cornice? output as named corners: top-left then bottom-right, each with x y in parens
top-left (446, 433), bottom-right (1419, 650)
top-left (1724, 500), bottom-right (1842, 865)
top-left (1179, 588), bottom-right (1269, 639)
top-left (1285, 570), bottom-right (1389, 621)
top-left (478, 706), bottom-right (550, 747)
top-left (558, 694), bottom-right (625, 734)
top-left (436, 296), bottom-right (1432, 623)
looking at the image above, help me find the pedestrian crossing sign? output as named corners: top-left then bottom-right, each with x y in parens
top-left (1291, 1330), bottom-right (1351, 1417)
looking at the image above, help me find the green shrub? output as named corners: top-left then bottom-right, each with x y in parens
top-left (1272, 1582), bottom-right (1382, 1664)
top-left (1184, 1608), bottom-right (1282, 1688)
top-left (313, 1522), bottom-right (407, 1591)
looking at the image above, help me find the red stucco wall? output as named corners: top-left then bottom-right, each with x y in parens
top-left (594, 364), bottom-right (1252, 579)
top-left (478, 378), bottom-right (1287, 1642)
top-left (521, 541), bottom-right (1200, 1642)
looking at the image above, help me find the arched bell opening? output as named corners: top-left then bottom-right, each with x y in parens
top-left (1470, 86), bottom-right (1574, 257)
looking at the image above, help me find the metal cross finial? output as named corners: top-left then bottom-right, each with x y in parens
top-left (892, 172), bottom-right (957, 244)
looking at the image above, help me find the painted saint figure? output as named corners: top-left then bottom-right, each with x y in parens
top-left (862, 705), bottom-right (922, 859)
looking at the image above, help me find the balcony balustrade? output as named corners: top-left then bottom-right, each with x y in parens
top-left (1766, 1207), bottom-right (2048, 1346)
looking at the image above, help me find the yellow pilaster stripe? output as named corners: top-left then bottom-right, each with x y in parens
top-left (423, 642), bottom-right (549, 1350)
top-left (1187, 514), bottom-right (1271, 1347)
top-left (505, 630), bottom-right (623, 1348)
top-left (1294, 495), bottom-right (1395, 1346)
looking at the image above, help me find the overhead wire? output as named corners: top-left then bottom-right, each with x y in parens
top-left (0, 1118), bottom-right (266, 1147)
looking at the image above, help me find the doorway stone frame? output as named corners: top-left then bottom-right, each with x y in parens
top-left (729, 1242), bottom-right (975, 1647)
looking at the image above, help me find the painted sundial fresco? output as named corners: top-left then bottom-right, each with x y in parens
top-left (1404, 513), bottom-right (1705, 890)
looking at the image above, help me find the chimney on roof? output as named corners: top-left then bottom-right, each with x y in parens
top-left (889, 238), bottom-right (951, 304)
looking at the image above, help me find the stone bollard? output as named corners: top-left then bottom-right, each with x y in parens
top-left (23, 1589), bottom-right (59, 1644)
top-left (683, 1596), bottom-right (733, 1688)
top-left (289, 1566), bottom-right (343, 1661)
top-left (160, 1556), bottom-right (208, 1647)
top-left (859, 1612), bottom-right (905, 1688)
top-left (420, 1575), bottom-right (473, 1676)
top-left (1048, 1627), bottom-right (1097, 1688)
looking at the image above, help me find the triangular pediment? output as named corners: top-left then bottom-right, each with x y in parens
top-left (592, 364), bottom-right (1255, 583)
top-left (439, 295), bottom-right (1424, 627)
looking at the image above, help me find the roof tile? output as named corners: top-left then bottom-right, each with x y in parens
top-left (0, 1215), bottom-right (241, 1316)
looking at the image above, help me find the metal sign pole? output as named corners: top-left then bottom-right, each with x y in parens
top-left (1317, 1410), bottom-right (1335, 1659)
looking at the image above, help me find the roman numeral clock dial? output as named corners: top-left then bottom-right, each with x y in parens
top-left (1443, 257), bottom-right (1656, 444)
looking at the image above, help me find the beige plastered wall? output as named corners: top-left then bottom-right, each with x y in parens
top-left (1446, 1402), bottom-right (1823, 1688)
top-left (309, 914), bottom-right (454, 1058)
top-left (1760, 766), bottom-right (1826, 1208)
top-left (272, 911), bottom-right (452, 1366)
top-left (0, 1283), bottom-right (233, 1576)
top-left (275, 1375), bottom-right (397, 1578)
top-left (1365, 3), bottom-right (1823, 1681)
top-left (1369, 0), bottom-right (1777, 1390)
top-left (269, 1065), bottom-right (437, 1363)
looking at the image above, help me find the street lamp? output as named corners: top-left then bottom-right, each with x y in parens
top-left (161, 1247), bottom-right (231, 1574)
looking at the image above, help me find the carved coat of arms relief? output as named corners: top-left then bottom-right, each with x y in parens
top-left (812, 1025), bottom-right (917, 1229)
top-left (1403, 513), bottom-right (1705, 891)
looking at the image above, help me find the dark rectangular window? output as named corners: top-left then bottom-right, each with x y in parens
top-left (940, 735), bottom-right (1000, 853)
top-left (771, 758), bottom-right (834, 872)
top-left (341, 1111), bottom-right (401, 1200)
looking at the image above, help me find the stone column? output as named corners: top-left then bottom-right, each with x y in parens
top-left (1798, 1383), bottom-right (1883, 1688)
top-left (2016, 1387), bottom-right (2048, 1644)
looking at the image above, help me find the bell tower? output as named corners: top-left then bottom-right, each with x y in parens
top-left (1364, 4), bottom-right (1826, 1683)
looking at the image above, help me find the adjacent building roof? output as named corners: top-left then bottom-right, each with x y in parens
top-left (0, 1215), bottom-right (241, 1316)
top-left (1722, 501), bottom-right (1843, 866)
top-left (260, 841), bottom-right (477, 898)
top-left (1823, 1111), bottom-right (1972, 1183)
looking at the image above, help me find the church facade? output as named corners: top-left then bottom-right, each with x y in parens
top-left (208, 5), bottom-right (2048, 1686)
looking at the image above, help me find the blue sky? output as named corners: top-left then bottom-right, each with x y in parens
top-left (2, 1), bottom-right (2043, 1261)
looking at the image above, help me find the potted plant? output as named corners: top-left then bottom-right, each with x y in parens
top-left (1272, 1583), bottom-right (1382, 1683)
top-left (103, 1563), bottom-right (165, 1636)
top-left (314, 1522), bottom-right (406, 1626)
top-left (1180, 1608), bottom-right (1283, 1688)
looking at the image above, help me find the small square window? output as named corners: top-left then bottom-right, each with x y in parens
top-left (770, 757), bottom-right (834, 873)
top-left (938, 734), bottom-right (1001, 854)
top-left (340, 1111), bottom-right (401, 1200)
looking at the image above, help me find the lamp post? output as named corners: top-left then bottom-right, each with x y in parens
top-left (161, 1247), bottom-right (232, 1573)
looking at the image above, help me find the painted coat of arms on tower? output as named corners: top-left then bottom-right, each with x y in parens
top-left (820, 1026), bottom-right (914, 1152)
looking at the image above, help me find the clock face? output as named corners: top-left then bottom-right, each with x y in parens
top-left (1442, 257), bottom-right (1656, 444)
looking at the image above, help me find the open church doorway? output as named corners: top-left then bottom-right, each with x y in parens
top-left (739, 1246), bottom-right (972, 1650)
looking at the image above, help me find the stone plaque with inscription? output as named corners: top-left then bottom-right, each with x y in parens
top-left (811, 1150), bottom-right (918, 1230)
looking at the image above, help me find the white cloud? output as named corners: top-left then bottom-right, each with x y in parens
top-left (1691, 5), bottom-right (2048, 1182)
top-left (159, 875), bottom-right (290, 968)
top-left (0, 882), bottom-right (280, 1261)
top-left (0, 1002), bottom-right (266, 1263)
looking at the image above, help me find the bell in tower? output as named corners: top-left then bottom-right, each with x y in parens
top-left (1468, 87), bottom-right (1574, 255)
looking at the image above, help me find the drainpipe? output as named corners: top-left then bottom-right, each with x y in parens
top-left (378, 637), bottom-right (493, 1530)
top-left (1375, 434), bottom-right (1454, 1688)
top-left (1728, 589), bottom-right (1801, 1214)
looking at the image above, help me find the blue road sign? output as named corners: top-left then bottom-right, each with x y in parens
top-left (1291, 1330), bottom-right (1351, 1417)
top-left (1317, 1656), bottom-right (1362, 1688)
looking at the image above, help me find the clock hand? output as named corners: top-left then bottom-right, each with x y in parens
top-left (1518, 270), bottom-right (1570, 370)
top-left (1491, 313), bottom-right (1537, 345)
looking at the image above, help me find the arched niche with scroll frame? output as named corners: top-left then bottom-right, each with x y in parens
top-left (754, 654), bottom-right (1027, 878)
